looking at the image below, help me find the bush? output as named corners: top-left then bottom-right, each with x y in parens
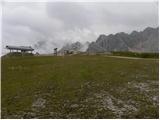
top-left (3, 52), bottom-right (34, 57)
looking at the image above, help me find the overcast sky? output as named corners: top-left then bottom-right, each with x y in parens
top-left (2, 1), bottom-right (158, 54)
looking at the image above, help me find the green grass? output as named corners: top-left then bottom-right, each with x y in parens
top-left (1, 55), bottom-right (159, 118)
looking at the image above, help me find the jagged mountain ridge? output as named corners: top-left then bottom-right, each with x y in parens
top-left (87, 27), bottom-right (159, 53)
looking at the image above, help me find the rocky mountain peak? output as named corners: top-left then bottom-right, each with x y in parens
top-left (87, 27), bottom-right (159, 53)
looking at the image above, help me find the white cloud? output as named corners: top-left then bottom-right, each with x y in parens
top-left (2, 2), bottom-right (158, 55)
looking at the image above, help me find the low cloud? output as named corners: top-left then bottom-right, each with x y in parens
top-left (2, 1), bottom-right (158, 55)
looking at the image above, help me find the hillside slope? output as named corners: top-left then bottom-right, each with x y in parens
top-left (2, 56), bottom-right (158, 118)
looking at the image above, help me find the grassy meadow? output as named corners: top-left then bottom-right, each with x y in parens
top-left (1, 55), bottom-right (159, 118)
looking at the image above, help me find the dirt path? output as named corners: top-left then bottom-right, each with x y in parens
top-left (106, 55), bottom-right (158, 60)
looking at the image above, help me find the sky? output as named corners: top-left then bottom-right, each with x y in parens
top-left (2, 1), bottom-right (159, 54)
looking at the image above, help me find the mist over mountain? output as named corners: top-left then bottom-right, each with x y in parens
top-left (59, 41), bottom-right (90, 53)
top-left (87, 27), bottom-right (159, 53)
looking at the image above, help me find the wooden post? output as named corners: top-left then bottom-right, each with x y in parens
top-left (54, 48), bottom-right (57, 56)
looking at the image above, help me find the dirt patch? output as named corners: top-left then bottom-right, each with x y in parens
top-left (93, 91), bottom-right (138, 118)
top-left (32, 98), bottom-right (46, 111)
